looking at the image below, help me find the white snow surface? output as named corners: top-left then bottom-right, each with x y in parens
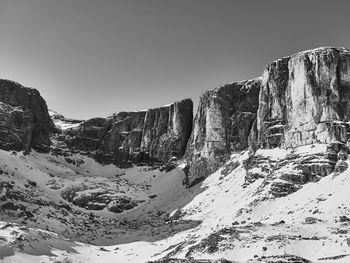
top-left (0, 145), bottom-right (350, 262)
top-left (49, 109), bottom-right (83, 130)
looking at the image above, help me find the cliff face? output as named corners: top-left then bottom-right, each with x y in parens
top-left (2, 47), bottom-right (350, 189)
top-left (184, 79), bottom-right (261, 186)
top-left (141, 99), bottom-right (193, 161)
top-left (184, 47), bottom-right (350, 187)
top-left (0, 79), bottom-right (55, 152)
top-left (62, 99), bottom-right (193, 166)
top-left (258, 47), bottom-right (350, 148)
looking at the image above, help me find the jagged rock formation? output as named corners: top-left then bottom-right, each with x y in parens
top-left (59, 99), bottom-right (193, 166)
top-left (0, 79), bottom-right (55, 152)
top-left (184, 79), bottom-right (261, 186)
top-left (257, 47), bottom-right (350, 148)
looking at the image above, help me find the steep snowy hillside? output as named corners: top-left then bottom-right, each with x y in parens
top-left (0, 149), bottom-right (201, 247)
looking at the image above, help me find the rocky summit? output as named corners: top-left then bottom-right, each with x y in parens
top-left (1, 47), bottom-right (350, 263)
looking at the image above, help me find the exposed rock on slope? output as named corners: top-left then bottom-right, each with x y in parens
top-left (184, 79), bottom-right (261, 186)
top-left (257, 47), bottom-right (350, 148)
top-left (59, 99), bottom-right (193, 166)
top-left (0, 79), bottom-right (55, 152)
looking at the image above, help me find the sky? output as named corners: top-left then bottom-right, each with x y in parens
top-left (1, 0), bottom-right (350, 119)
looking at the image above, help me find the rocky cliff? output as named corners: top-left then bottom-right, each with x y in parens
top-left (184, 79), bottom-right (261, 186)
top-left (0, 79), bottom-right (55, 152)
top-left (257, 47), bottom-right (350, 149)
top-left (141, 100), bottom-right (193, 161)
top-left (184, 47), bottom-right (350, 187)
top-left (58, 99), bottom-right (193, 166)
top-left (2, 47), bottom-right (350, 188)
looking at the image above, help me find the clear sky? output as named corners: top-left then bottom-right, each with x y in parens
top-left (1, 0), bottom-right (350, 119)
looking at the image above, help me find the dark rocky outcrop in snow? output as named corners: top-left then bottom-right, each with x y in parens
top-left (184, 79), bottom-right (261, 186)
top-left (241, 143), bottom-right (346, 198)
top-left (60, 99), bottom-right (193, 166)
top-left (0, 79), bottom-right (55, 152)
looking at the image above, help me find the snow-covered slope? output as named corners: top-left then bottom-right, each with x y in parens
top-left (1, 144), bottom-right (350, 262)
top-left (48, 109), bottom-right (83, 130)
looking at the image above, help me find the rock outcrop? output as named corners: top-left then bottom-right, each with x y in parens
top-left (184, 79), bottom-right (261, 186)
top-left (242, 143), bottom-right (342, 198)
top-left (184, 47), bottom-right (350, 187)
top-left (257, 47), bottom-right (350, 148)
top-left (59, 99), bottom-right (193, 166)
top-left (0, 79), bottom-right (55, 152)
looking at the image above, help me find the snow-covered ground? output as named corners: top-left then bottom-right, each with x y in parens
top-left (1, 145), bottom-right (350, 262)
top-left (48, 109), bottom-right (83, 130)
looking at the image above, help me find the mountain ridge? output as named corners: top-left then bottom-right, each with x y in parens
top-left (1, 47), bottom-right (350, 262)
top-left (2, 46), bottom-right (350, 187)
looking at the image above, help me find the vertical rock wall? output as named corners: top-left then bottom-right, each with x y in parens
top-left (0, 79), bottom-right (55, 152)
top-left (257, 57), bottom-right (290, 148)
top-left (184, 79), bottom-right (261, 186)
top-left (141, 99), bottom-right (193, 161)
top-left (257, 47), bottom-right (350, 148)
top-left (64, 99), bottom-right (193, 166)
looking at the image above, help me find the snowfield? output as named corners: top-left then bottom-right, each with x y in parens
top-left (0, 144), bottom-right (350, 262)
